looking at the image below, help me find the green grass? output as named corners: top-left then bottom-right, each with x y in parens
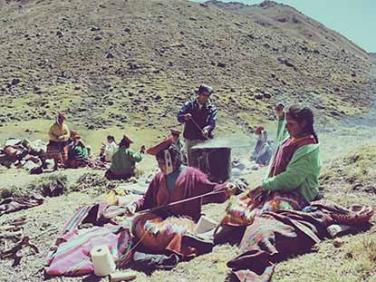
top-left (274, 230), bottom-right (376, 282)
top-left (321, 144), bottom-right (376, 193)
top-left (0, 141), bottom-right (375, 282)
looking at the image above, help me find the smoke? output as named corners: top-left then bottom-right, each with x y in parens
top-left (192, 135), bottom-right (251, 149)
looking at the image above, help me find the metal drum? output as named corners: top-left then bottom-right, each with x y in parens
top-left (191, 146), bottom-right (231, 183)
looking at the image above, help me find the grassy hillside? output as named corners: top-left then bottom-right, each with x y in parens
top-left (0, 0), bottom-right (374, 137)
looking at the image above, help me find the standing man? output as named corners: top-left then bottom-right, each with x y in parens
top-left (177, 84), bottom-right (217, 165)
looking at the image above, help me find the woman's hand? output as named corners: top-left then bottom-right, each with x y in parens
top-left (248, 186), bottom-right (264, 200)
top-left (225, 182), bottom-right (238, 195)
top-left (124, 203), bottom-right (137, 216)
top-left (140, 145), bottom-right (146, 154)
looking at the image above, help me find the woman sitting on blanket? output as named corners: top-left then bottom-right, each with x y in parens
top-left (219, 104), bottom-right (321, 228)
top-left (124, 136), bottom-right (236, 261)
top-left (105, 135), bottom-right (144, 180)
top-left (65, 131), bottom-right (91, 168)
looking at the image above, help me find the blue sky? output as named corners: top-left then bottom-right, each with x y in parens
top-left (191, 0), bottom-right (376, 52)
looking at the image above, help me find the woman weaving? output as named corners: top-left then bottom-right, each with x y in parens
top-left (219, 104), bottom-right (321, 229)
top-left (124, 135), bottom-right (236, 261)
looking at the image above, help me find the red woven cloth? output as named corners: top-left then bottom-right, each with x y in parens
top-left (227, 200), bottom-right (374, 281)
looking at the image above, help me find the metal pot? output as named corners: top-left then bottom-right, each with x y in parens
top-left (191, 146), bottom-right (231, 183)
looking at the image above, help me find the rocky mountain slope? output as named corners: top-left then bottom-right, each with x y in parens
top-left (206, 0), bottom-right (369, 59)
top-left (0, 0), bottom-right (374, 133)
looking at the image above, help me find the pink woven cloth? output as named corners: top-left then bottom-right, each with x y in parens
top-left (45, 204), bottom-right (132, 277)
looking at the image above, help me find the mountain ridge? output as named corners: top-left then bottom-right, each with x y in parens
top-left (0, 0), bottom-right (374, 132)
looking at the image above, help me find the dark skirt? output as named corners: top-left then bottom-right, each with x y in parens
top-left (65, 159), bottom-right (88, 169)
top-left (46, 141), bottom-right (68, 161)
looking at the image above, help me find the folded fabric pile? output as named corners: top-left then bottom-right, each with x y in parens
top-left (226, 200), bottom-right (374, 281)
top-left (0, 138), bottom-right (46, 171)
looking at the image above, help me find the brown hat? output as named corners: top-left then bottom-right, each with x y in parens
top-left (170, 128), bottom-right (181, 136)
top-left (255, 126), bottom-right (264, 135)
top-left (146, 135), bottom-right (174, 156)
top-left (119, 135), bottom-right (133, 147)
top-left (70, 130), bottom-right (80, 139)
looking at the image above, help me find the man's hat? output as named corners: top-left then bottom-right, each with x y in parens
top-left (195, 84), bottom-right (213, 95)
top-left (146, 136), bottom-right (174, 156)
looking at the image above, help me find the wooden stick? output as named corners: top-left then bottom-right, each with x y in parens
top-left (103, 190), bottom-right (226, 219)
top-left (139, 190), bottom-right (225, 214)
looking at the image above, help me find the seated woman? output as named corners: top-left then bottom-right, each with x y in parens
top-left (99, 135), bottom-right (118, 163)
top-left (251, 126), bottom-right (273, 166)
top-left (219, 104), bottom-right (321, 230)
top-left (105, 135), bottom-right (144, 180)
top-left (124, 136), bottom-right (236, 262)
top-left (65, 131), bottom-right (90, 168)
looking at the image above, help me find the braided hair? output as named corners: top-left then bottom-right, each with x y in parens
top-left (286, 105), bottom-right (319, 143)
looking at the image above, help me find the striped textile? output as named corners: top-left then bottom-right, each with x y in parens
top-left (45, 204), bottom-right (132, 277)
top-left (222, 190), bottom-right (308, 226)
